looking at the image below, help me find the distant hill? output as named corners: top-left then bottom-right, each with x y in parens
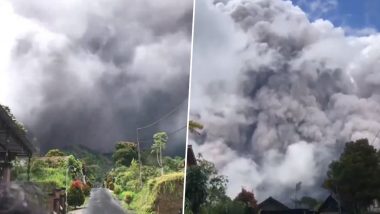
top-left (62, 144), bottom-right (113, 185)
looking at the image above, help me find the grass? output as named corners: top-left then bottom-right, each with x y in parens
top-left (130, 172), bottom-right (184, 214)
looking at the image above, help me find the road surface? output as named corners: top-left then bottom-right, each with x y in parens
top-left (70, 188), bottom-right (126, 214)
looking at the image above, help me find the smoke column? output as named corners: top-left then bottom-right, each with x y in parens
top-left (0, 0), bottom-right (193, 155)
top-left (190, 0), bottom-right (380, 203)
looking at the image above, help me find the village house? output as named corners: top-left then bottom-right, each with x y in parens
top-left (257, 197), bottom-right (315, 214)
top-left (0, 105), bottom-right (35, 185)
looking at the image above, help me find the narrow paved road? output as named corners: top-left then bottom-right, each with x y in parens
top-left (82, 188), bottom-right (126, 214)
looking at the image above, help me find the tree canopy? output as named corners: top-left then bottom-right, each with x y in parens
top-left (112, 141), bottom-right (138, 167)
top-left (186, 155), bottom-right (228, 214)
top-left (151, 132), bottom-right (168, 175)
top-left (324, 138), bottom-right (380, 213)
top-left (234, 188), bottom-right (257, 209)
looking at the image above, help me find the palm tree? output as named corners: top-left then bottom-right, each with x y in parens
top-left (151, 132), bottom-right (168, 175)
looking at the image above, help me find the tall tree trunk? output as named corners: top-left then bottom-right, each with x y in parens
top-left (160, 145), bottom-right (163, 175)
top-left (156, 150), bottom-right (160, 166)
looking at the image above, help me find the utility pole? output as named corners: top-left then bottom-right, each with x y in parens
top-left (136, 128), bottom-right (143, 188)
top-left (294, 186), bottom-right (297, 208)
top-left (294, 182), bottom-right (301, 208)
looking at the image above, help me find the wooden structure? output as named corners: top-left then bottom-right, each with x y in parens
top-left (48, 188), bottom-right (66, 214)
top-left (187, 145), bottom-right (197, 166)
top-left (0, 105), bottom-right (35, 185)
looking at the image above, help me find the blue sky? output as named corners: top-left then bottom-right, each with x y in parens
top-left (291, 0), bottom-right (380, 32)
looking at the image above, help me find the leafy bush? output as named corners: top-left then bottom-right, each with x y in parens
top-left (68, 155), bottom-right (83, 179)
top-left (114, 185), bottom-right (121, 195)
top-left (124, 191), bottom-right (135, 204)
top-left (31, 159), bottom-right (48, 176)
top-left (67, 184), bottom-right (85, 208)
top-left (163, 156), bottom-right (184, 172)
top-left (71, 180), bottom-right (83, 189)
top-left (108, 182), bottom-right (115, 190)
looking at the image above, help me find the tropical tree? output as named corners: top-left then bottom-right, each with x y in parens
top-left (323, 138), bottom-right (380, 213)
top-left (67, 155), bottom-right (82, 179)
top-left (112, 141), bottom-right (138, 167)
top-left (186, 155), bottom-right (228, 213)
top-left (151, 132), bottom-right (168, 175)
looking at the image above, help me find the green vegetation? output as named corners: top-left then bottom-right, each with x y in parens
top-left (185, 155), bottom-right (257, 214)
top-left (45, 149), bottom-right (66, 157)
top-left (67, 180), bottom-right (85, 208)
top-left (151, 132), bottom-right (168, 175)
top-left (106, 132), bottom-right (185, 214)
top-left (12, 149), bottom-right (91, 210)
top-left (323, 138), bottom-right (380, 213)
top-left (112, 142), bottom-right (138, 167)
top-left (6, 103), bottom-right (185, 214)
top-left (63, 145), bottom-right (112, 185)
top-left (27, 153), bottom-right (83, 189)
top-left (130, 172), bottom-right (184, 214)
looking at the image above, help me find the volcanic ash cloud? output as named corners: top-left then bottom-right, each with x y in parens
top-left (0, 0), bottom-right (193, 154)
top-left (191, 0), bottom-right (380, 202)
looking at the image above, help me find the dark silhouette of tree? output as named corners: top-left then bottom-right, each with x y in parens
top-left (234, 188), bottom-right (258, 213)
top-left (186, 155), bottom-right (228, 214)
top-left (324, 138), bottom-right (380, 213)
top-left (186, 160), bottom-right (208, 214)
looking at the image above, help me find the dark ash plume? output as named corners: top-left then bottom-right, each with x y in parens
top-left (0, 0), bottom-right (193, 156)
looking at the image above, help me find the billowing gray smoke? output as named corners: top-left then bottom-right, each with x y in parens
top-left (190, 0), bottom-right (380, 203)
top-left (0, 0), bottom-right (192, 155)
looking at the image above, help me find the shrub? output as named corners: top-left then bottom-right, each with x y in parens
top-left (124, 191), bottom-right (135, 205)
top-left (108, 182), bottom-right (115, 190)
top-left (31, 159), bottom-right (48, 177)
top-left (71, 180), bottom-right (83, 189)
top-left (114, 185), bottom-right (121, 195)
top-left (67, 185), bottom-right (85, 208)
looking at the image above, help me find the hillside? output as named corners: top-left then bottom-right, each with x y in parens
top-left (62, 145), bottom-right (113, 185)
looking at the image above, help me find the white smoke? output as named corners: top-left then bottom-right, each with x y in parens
top-left (190, 0), bottom-right (380, 203)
